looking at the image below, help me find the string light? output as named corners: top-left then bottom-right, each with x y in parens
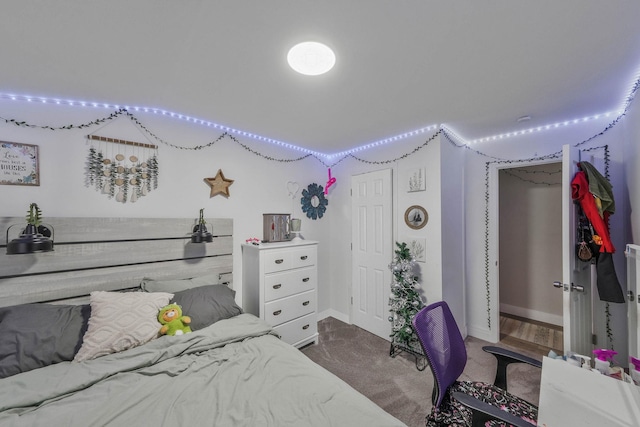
top-left (0, 92), bottom-right (324, 158)
top-left (2, 59), bottom-right (640, 157)
top-left (460, 111), bottom-right (620, 145)
top-left (327, 124), bottom-right (438, 160)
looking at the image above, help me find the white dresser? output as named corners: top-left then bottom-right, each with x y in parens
top-left (242, 241), bottom-right (319, 348)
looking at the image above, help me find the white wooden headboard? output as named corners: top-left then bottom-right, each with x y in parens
top-left (0, 217), bottom-right (233, 307)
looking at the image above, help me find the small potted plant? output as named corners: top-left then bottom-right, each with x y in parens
top-left (24, 203), bottom-right (43, 234)
top-left (191, 208), bottom-right (213, 243)
top-left (6, 203), bottom-right (54, 254)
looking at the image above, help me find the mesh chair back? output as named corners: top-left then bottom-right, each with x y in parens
top-left (412, 301), bottom-right (467, 408)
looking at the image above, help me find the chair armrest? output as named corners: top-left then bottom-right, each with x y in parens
top-left (483, 346), bottom-right (542, 391)
top-left (452, 392), bottom-right (536, 427)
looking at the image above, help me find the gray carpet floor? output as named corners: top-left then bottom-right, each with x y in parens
top-left (300, 317), bottom-right (542, 427)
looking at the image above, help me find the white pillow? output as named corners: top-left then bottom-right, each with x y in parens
top-left (74, 291), bottom-right (173, 362)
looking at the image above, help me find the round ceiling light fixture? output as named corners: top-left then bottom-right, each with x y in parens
top-left (287, 41), bottom-right (335, 76)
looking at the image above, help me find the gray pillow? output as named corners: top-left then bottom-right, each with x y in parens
top-left (171, 285), bottom-right (242, 330)
top-left (140, 273), bottom-right (221, 293)
top-left (0, 303), bottom-right (90, 378)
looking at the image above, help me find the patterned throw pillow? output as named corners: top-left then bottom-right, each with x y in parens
top-left (74, 291), bottom-right (173, 362)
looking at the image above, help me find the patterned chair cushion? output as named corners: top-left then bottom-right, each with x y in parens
top-left (426, 381), bottom-right (537, 427)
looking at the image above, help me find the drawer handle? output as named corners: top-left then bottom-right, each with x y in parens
top-left (300, 255), bottom-right (308, 260)
top-left (302, 301), bottom-right (310, 306)
top-left (273, 310), bottom-right (282, 316)
top-left (275, 259), bottom-right (284, 264)
top-left (273, 284), bottom-right (282, 289)
top-left (302, 277), bottom-right (310, 282)
top-left (302, 324), bottom-right (310, 330)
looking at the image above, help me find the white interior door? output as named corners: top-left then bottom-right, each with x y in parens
top-left (626, 244), bottom-right (640, 359)
top-left (351, 168), bottom-right (393, 340)
top-left (561, 144), bottom-right (593, 355)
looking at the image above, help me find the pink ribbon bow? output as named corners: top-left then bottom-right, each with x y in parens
top-left (325, 168), bottom-right (336, 194)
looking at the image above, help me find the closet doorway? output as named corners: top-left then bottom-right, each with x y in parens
top-left (498, 162), bottom-right (564, 354)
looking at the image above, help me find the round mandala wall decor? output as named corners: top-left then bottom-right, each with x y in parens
top-left (301, 183), bottom-right (328, 220)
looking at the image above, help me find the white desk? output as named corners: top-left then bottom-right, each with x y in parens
top-left (538, 357), bottom-right (640, 426)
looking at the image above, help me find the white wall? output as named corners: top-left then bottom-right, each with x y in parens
top-left (326, 134), bottom-right (447, 321)
top-left (0, 100), bottom-right (461, 328)
top-left (622, 81), bottom-right (640, 360)
top-left (325, 133), bottom-right (466, 328)
top-left (623, 91), bottom-right (640, 244)
top-left (2, 96), bottom-right (635, 352)
top-left (0, 100), bottom-right (329, 311)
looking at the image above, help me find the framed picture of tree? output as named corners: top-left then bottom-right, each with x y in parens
top-left (407, 167), bottom-right (425, 192)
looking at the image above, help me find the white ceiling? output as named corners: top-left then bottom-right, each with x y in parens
top-left (1, 1), bottom-right (639, 154)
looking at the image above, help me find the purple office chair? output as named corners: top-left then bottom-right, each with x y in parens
top-left (412, 301), bottom-right (540, 427)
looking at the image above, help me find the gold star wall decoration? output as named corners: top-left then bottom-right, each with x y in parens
top-left (204, 169), bottom-right (234, 198)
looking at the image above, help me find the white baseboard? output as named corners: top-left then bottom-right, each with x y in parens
top-left (467, 324), bottom-right (498, 343)
top-left (317, 308), bottom-right (350, 324)
top-left (500, 302), bottom-right (562, 326)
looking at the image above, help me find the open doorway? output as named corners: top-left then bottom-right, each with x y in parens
top-left (498, 162), bottom-right (564, 354)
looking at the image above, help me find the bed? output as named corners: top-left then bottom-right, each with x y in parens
top-left (0, 217), bottom-right (405, 426)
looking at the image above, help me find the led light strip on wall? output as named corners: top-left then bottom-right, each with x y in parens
top-left (325, 125), bottom-right (439, 161)
top-left (2, 63), bottom-right (640, 159)
top-left (0, 92), bottom-right (322, 158)
top-left (463, 111), bottom-right (620, 145)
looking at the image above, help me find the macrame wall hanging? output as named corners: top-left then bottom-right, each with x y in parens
top-left (86, 134), bottom-right (159, 203)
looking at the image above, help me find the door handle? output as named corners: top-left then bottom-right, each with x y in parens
top-left (302, 301), bottom-right (310, 306)
top-left (273, 310), bottom-right (282, 316)
top-left (273, 284), bottom-right (282, 289)
top-left (553, 281), bottom-right (584, 292)
top-left (300, 255), bottom-right (308, 260)
top-left (275, 259), bottom-right (284, 264)
top-left (571, 283), bottom-right (585, 293)
top-left (628, 290), bottom-right (635, 302)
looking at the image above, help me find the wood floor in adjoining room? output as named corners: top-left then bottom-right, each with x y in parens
top-left (499, 313), bottom-right (563, 355)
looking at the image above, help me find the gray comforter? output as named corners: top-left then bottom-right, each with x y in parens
top-left (0, 314), bottom-right (405, 426)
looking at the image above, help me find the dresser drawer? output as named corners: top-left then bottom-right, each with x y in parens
top-left (263, 246), bottom-right (317, 274)
top-left (264, 267), bottom-right (316, 302)
top-left (264, 289), bottom-right (316, 326)
top-left (274, 312), bottom-right (317, 346)
top-left (290, 246), bottom-right (316, 269)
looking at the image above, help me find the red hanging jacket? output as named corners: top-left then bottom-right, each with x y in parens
top-left (571, 170), bottom-right (615, 253)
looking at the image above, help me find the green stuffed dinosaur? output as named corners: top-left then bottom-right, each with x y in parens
top-left (158, 303), bottom-right (192, 336)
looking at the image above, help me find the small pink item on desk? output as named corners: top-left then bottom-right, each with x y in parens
top-left (592, 349), bottom-right (617, 375)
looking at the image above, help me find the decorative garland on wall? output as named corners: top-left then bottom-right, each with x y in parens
top-left (0, 71), bottom-right (636, 171)
top-left (501, 167), bottom-right (562, 186)
top-left (1, 109), bottom-right (126, 131)
top-left (1, 69), bottom-right (638, 168)
top-left (0, 109), bottom-right (324, 164)
top-left (1, 71), bottom-right (638, 335)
